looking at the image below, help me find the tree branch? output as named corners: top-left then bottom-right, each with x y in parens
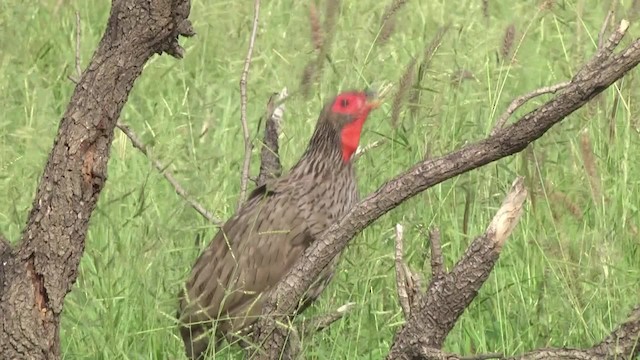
top-left (491, 81), bottom-right (570, 135)
top-left (387, 177), bottom-right (527, 359)
top-left (238, 0), bottom-right (261, 209)
top-left (0, 1), bottom-right (194, 357)
top-left (428, 227), bottom-right (445, 280)
top-left (68, 10), bottom-right (218, 226)
top-left (257, 88), bottom-right (287, 187)
top-left (251, 20), bottom-right (640, 358)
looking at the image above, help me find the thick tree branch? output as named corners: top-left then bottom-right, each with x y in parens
top-left (251, 21), bottom-right (640, 358)
top-left (0, 0), bottom-right (193, 358)
top-left (68, 11), bottom-right (216, 226)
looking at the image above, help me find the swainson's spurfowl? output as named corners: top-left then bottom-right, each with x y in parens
top-left (177, 90), bottom-right (380, 359)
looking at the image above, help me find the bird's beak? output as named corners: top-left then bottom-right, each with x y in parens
top-left (365, 90), bottom-right (381, 109)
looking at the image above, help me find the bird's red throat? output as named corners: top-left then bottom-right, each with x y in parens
top-left (340, 113), bottom-right (369, 163)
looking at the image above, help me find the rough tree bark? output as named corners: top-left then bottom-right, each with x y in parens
top-left (0, 0), bottom-right (193, 358)
top-left (251, 21), bottom-right (640, 360)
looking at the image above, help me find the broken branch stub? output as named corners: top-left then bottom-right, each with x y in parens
top-left (387, 177), bottom-right (527, 359)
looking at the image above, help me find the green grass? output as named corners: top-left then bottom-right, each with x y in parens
top-left (1, 0), bottom-right (639, 359)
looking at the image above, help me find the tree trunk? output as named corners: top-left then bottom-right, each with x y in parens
top-left (0, 1), bottom-right (193, 358)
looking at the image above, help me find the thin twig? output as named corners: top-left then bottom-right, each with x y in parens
top-left (491, 82), bottom-right (570, 135)
top-left (74, 11), bottom-right (82, 79)
top-left (598, 11), bottom-right (614, 50)
top-left (238, 0), bottom-right (261, 209)
top-left (428, 228), bottom-right (444, 280)
top-left (302, 302), bottom-right (355, 336)
top-left (394, 224), bottom-right (411, 318)
top-left (117, 122), bottom-right (222, 226)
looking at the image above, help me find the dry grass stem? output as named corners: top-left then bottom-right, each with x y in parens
top-left (308, 3), bottom-right (323, 51)
top-left (409, 25), bottom-right (450, 116)
top-left (501, 23), bottom-right (516, 62)
top-left (579, 129), bottom-right (603, 204)
top-left (391, 57), bottom-right (417, 128)
top-left (377, 0), bottom-right (409, 45)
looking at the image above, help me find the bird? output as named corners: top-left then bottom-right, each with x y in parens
top-left (177, 89), bottom-right (380, 359)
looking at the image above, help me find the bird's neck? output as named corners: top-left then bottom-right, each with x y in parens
top-left (291, 120), bottom-right (352, 176)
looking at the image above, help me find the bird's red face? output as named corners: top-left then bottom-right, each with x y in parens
top-left (329, 91), bottom-right (380, 163)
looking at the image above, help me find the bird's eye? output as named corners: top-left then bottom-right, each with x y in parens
top-left (340, 98), bottom-right (350, 108)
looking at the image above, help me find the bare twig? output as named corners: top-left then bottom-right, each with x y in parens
top-left (598, 11), bottom-right (614, 50)
top-left (117, 122), bottom-right (221, 226)
top-left (257, 87), bottom-right (287, 186)
top-left (302, 302), bottom-right (356, 336)
top-left (491, 82), bottom-right (570, 135)
top-left (394, 224), bottom-right (411, 318)
top-left (238, 0), bottom-right (261, 209)
top-left (74, 11), bottom-right (81, 79)
top-left (428, 228), bottom-right (444, 280)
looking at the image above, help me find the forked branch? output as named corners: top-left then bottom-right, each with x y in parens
top-left (251, 19), bottom-right (640, 359)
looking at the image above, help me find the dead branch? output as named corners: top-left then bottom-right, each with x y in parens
top-left (257, 88), bottom-right (287, 187)
top-left (0, 1), bottom-right (194, 357)
top-left (251, 19), bottom-right (640, 359)
top-left (116, 122), bottom-right (222, 226)
top-left (238, 0), bottom-right (261, 209)
top-left (428, 228), bottom-right (444, 280)
top-left (394, 224), bottom-right (411, 318)
top-left (491, 81), bottom-right (570, 135)
top-left (387, 177), bottom-right (528, 359)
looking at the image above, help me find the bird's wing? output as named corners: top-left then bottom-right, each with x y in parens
top-left (181, 180), bottom-right (314, 333)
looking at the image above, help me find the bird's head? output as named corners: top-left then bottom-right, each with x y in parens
top-left (321, 90), bottom-right (380, 163)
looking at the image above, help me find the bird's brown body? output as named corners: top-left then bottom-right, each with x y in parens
top-left (177, 91), bottom-right (378, 359)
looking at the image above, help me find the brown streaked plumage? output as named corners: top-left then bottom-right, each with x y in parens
top-left (177, 90), bottom-right (379, 359)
